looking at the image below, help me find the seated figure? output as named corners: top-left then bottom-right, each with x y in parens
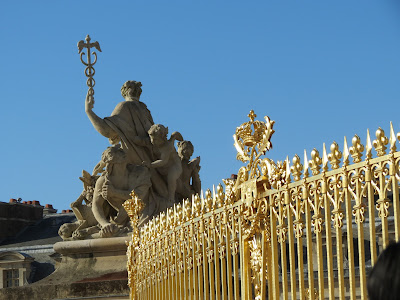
top-left (92, 144), bottom-right (151, 238)
top-left (59, 170), bottom-right (101, 241)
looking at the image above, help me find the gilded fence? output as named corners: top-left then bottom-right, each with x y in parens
top-left (124, 111), bottom-right (400, 299)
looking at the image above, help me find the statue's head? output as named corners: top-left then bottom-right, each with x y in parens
top-left (121, 81), bottom-right (142, 100)
top-left (101, 144), bottom-right (126, 164)
top-left (148, 124), bottom-right (168, 147)
top-left (178, 140), bottom-right (194, 160)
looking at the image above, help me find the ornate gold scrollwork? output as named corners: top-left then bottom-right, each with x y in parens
top-left (249, 235), bottom-right (263, 300)
top-left (123, 191), bottom-right (145, 300)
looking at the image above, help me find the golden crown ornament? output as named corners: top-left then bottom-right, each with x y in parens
top-left (233, 110), bottom-right (275, 181)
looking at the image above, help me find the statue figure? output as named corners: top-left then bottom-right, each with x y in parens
top-left (141, 124), bottom-right (183, 204)
top-left (85, 80), bottom-right (168, 199)
top-left (59, 170), bottom-right (100, 241)
top-left (74, 38), bottom-right (202, 238)
top-left (176, 141), bottom-right (201, 199)
top-left (59, 80), bottom-right (203, 239)
top-left (91, 145), bottom-right (151, 237)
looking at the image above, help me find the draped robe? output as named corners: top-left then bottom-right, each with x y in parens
top-left (103, 100), bottom-right (169, 200)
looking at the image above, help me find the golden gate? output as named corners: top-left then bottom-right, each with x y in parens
top-left (124, 111), bottom-right (400, 299)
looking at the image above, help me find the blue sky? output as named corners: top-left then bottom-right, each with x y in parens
top-left (1, 1), bottom-right (400, 211)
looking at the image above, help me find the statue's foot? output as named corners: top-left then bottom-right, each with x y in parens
top-left (99, 223), bottom-right (119, 238)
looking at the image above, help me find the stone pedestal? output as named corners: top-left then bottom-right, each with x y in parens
top-left (0, 236), bottom-right (130, 300)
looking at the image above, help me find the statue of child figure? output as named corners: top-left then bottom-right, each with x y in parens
top-left (141, 124), bottom-right (183, 204)
top-left (176, 141), bottom-right (201, 199)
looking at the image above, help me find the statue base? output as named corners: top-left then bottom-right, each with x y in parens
top-left (0, 236), bottom-right (130, 300)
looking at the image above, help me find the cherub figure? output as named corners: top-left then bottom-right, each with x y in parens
top-left (176, 141), bottom-right (201, 199)
top-left (142, 124), bottom-right (183, 203)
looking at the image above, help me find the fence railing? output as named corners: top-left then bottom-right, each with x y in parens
top-left (124, 112), bottom-right (400, 300)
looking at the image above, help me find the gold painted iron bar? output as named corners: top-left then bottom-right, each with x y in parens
top-left (143, 248), bottom-right (146, 300)
top-left (148, 252), bottom-right (151, 300)
top-left (207, 215), bottom-right (215, 300)
top-left (156, 252), bottom-right (160, 300)
top-left (150, 254), bottom-right (154, 300)
top-left (269, 197), bottom-right (280, 299)
top-left (179, 234), bottom-right (185, 300)
top-left (197, 226), bottom-right (204, 300)
top-left (208, 219), bottom-right (216, 300)
top-left (322, 179), bottom-right (334, 300)
top-left (184, 228), bottom-right (189, 300)
top-left (366, 163), bottom-right (377, 266)
top-left (296, 233), bottom-right (305, 300)
top-left (156, 245), bottom-right (159, 300)
top-left (161, 242), bottom-right (166, 300)
top-left (190, 223), bottom-right (197, 300)
top-left (343, 171), bottom-right (356, 300)
top-left (192, 226), bottom-right (199, 300)
top-left (162, 235), bottom-right (166, 300)
top-left (173, 233), bottom-right (179, 300)
top-left (264, 227), bottom-right (273, 300)
top-left (142, 254), bottom-right (146, 300)
top-left (144, 250), bottom-right (148, 300)
top-left (166, 237), bottom-right (171, 300)
top-left (355, 171), bottom-right (367, 300)
top-left (202, 219), bottom-right (210, 300)
top-left (168, 238), bottom-right (172, 300)
top-left (334, 191), bottom-right (345, 300)
top-left (142, 248), bottom-right (147, 300)
top-left (237, 204), bottom-right (250, 300)
top-left (208, 242), bottom-right (216, 300)
top-left (153, 242), bottom-right (157, 300)
top-left (225, 212), bottom-right (234, 300)
top-left (390, 157), bottom-right (400, 241)
top-left (152, 242), bottom-right (156, 300)
top-left (149, 260), bottom-right (152, 300)
top-left (158, 251), bottom-right (162, 300)
top-left (305, 192), bottom-right (315, 300)
top-left (172, 233), bottom-right (178, 300)
top-left (146, 247), bottom-right (149, 300)
top-left (214, 220), bottom-right (222, 300)
top-left (278, 195), bottom-right (288, 300)
top-left (285, 190), bottom-right (297, 300)
top-left (182, 227), bottom-right (188, 300)
top-left (242, 238), bottom-right (251, 300)
top-left (188, 243), bottom-right (194, 300)
top-left (378, 164), bottom-right (389, 249)
top-left (313, 190), bottom-right (325, 300)
top-left (220, 214), bottom-right (228, 300)
top-left (232, 214), bottom-right (240, 300)
top-left (169, 250), bottom-right (174, 300)
top-left (138, 255), bottom-right (142, 300)
top-left (220, 242), bottom-right (228, 300)
top-left (149, 249), bottom-right (153, 300)
top-left (261, 230), bottom-right (267, 300)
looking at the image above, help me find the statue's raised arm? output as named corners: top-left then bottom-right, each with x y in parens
top-left (85, 92), bottom-right (119, 142)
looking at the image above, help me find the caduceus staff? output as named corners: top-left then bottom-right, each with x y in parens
top-left (77, 34), bottom-right (102, 103)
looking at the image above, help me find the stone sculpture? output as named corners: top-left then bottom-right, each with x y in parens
top-left (60, 80), bottom-right (201, 239)
top-left (176, 141), bottom-right (201, 199)
top-left (91, 145), bottom-right (151, 237)
top-left (141, 124), bottom-right (183, 204)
